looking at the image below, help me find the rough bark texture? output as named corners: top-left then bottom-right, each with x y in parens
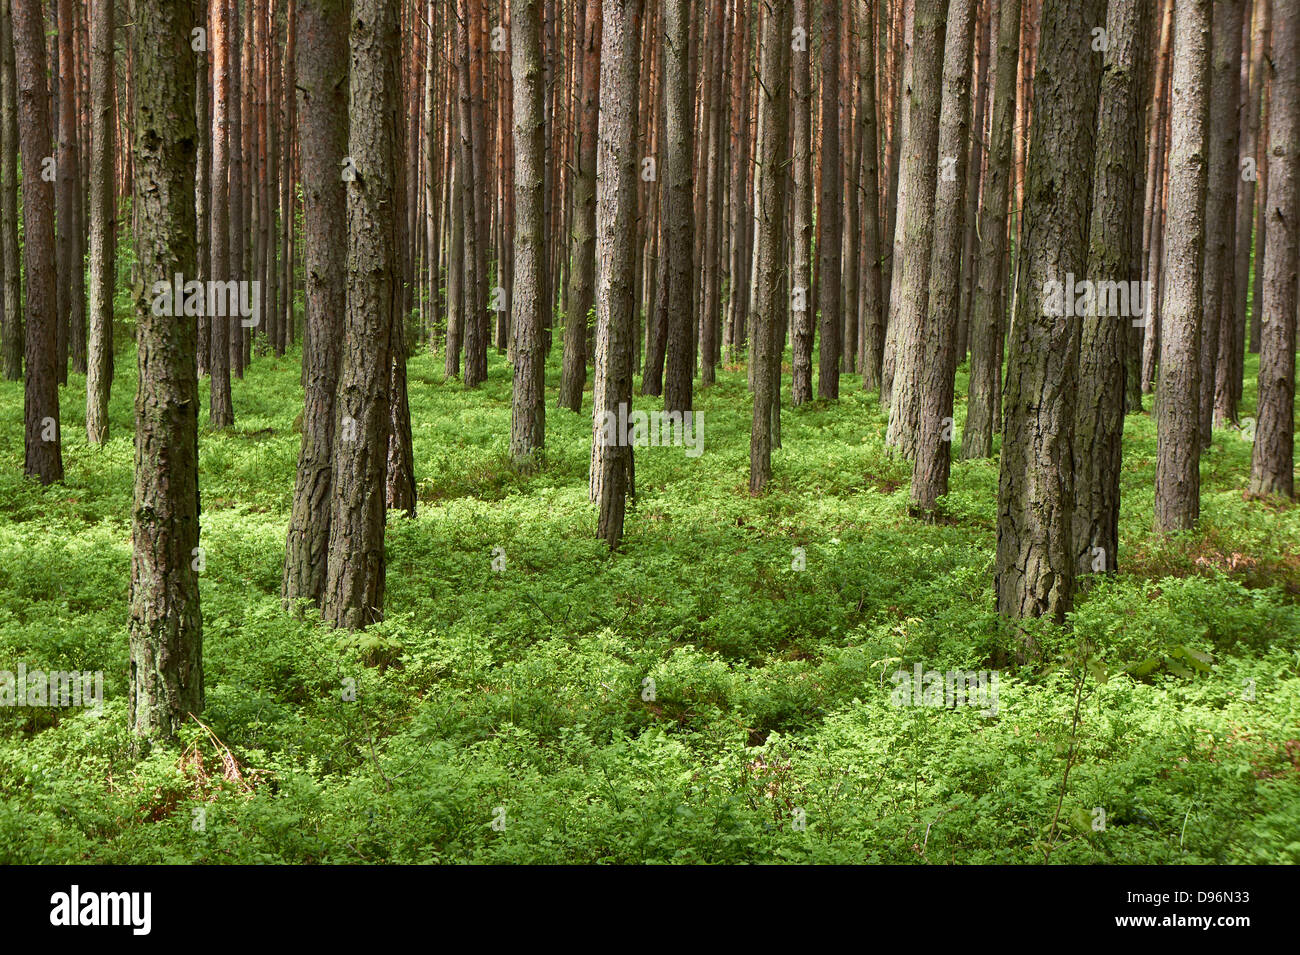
top-left (510, 0), bottom-right (546, 466)
top-left (0, 0), bottom-right (20, 381)
top-left (1225, 0), bottom-right (1269, 423)
top-left (590, 0), bottom-right (642, 547)
top-left (748, 0), bottom-right (792, 493)
top-left (456, 0), bottom-right (485, 387)
top-left (663, 0), bottom-right (694, 415)
top-left (85, 0), bottom-right (114, 446)
top-left (885, 0), bottom-right (946, 455)
top-left (910, 0), bottom-right (973, 516)
top-left (284, 0), bottom-right (348, 606)
top-left (857, 0), bottom-right (883, 392)
top-left (1200, 0), bottom-right (1244, 444)
top-left (993, 0), bottom-right (1104, 628)
top-left (960, 0), bottom-right (1018, 460)
top-left (12, 0), bottom-right (62, 483)
top-left (559, 0), bottom-right (599, 412)
top-left (323, 0), bottom-right (398, 629)
top-left (209, 0), bottom-right (233, 427)
top-left (1154, 0), bottom-right (1211, 532)
top-left (57, 0), bottom-right (85, 377)
top-left (790, 0), bottom-right (814, 405)
top-left (128, 0), bottom-right (202, 745)
top-left (815, 0), bottom-right (841, 399)
top-left (1248, 0), bottom-right (1297, 498)
top-left (1072, 0), bottom-right (1149, 580)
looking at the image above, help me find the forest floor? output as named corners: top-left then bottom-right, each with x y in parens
top-left (1, 331), bottom-right (1298, 863)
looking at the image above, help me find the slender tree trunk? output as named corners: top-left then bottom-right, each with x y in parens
top-left (790, 0), bottom-right (814, 405)
top-left (510, 0), bottom-right (545, 466)
top-left (128, 0), bottom-right (202, 745)
top-left (559, 0), bottom-right (599, 411)
top-left (323, 0), bottom-right (399, 630)
top-left (1200, 0), bottom-right (1244, 445)
top-left (857, 0), bottom-right (883, 391)
top-left (12, 0), bottom-right (62, 483)
top-left (1248, 0), bottom-right (1297, 498)
top-left (815, 0), bottom-right (841, 399)
top-left (456, 0), bottom-right (485, 387)
top-left (590, 0), bottom-right (642, 547)
top-left (663, 0), bottom-right (694, 414)
top-left (0, 0), bottom-right (22, 381)
top-left (994, 0), bottom-right (1105, 630)
top-left (748, 0), bottom-right (792, 493)
top-left (1154, 0), bottom-right (1211, 532)
top-left (283, 0), bottom-right (348, 606)
top-left (85, 0), bottom-right (114, 445)
top-left (960, 0), bottom-right (1018, 459)
top-left (209, 0), bottom-right (233, 427)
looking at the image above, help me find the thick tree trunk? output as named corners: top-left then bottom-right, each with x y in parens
top-left (994, 0), bottom-right (1104, 629)
top-left (885, 0), bottom-right (946, 455)
top-left (85, 0), bottom-right (114, 446)
top-left (748, 0), bottom-right (792, 493)
top-left (1071, 0), bottom-right (1149, 580)
top-left (590, 0), bottom-right (642, 547)
top-left (1154, 0), bottom-right (1211, 532)
top-left (1248, 0), bottom-right (1297, 498)
top-left (12, 0), bottom-right (62, 483)
top-left (510, 0), bottom-right (546, 466)
top-left (283, 0), bottom-right (347, 607)
top-left (910, 0), bottom-right (973, 517)
top-left (960, 0), bottom-right (1018, 460)
top-left (128, 0), bottom-right (202, 746)
top-left (559, 0), bottom-right (599, 412)
top-left (323, 0), bottom-right (399, 630)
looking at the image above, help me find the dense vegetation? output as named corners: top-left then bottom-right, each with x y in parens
top-left (3, 333), bottom-right (1296, 864)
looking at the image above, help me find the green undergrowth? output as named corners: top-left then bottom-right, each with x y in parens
top-left (0, 327), bottom-right (1296, 864)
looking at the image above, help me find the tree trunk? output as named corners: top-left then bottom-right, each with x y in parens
top-left (815, 0), bottom-right (841, 399)
top-left (960, 0), bottom-right (1018, 460)
top-left (910, 0), bottom-right (973, 517)
top-left (885, 0), bottom-right (946, 455)
top-left (85, 0), bottom-right (114, 446)
top-left (1201, 0), bottom-right (1244, 444)
top-left (748, 0), bottom-right (792, 493)
top-left (1154, 0), bottom-right (1211, 532)
top-left (128, 0), bottom-right (202, 745)
top-left (283, 0), bottom-right (347, 607)
top-left (1248, 0), bottom-right (1297, 498)
top-left (12, 0), bottom-right (62, 483)
top-left (559, 0), bottom-right (599, 411)
top-left (209, 0), bottom-right (233, 428)
top-left (0, 0), bottom-right (22, 381)
top-left (663, 0), bottom-right (693, 415)
top-left (456, 0), bottom-right (485, 387)
top-left (856, 0), bottom-right (883, 392)
top-left (590, 0), bottom-right (642, 547)
top-left (994, 0), bottom-right (1104, 629)
top-left (510, 0), bottom-right (546, 466)
top-left (1072, 0), bottom-right (1149, 580)
top-left (323, 0), bottom-right (399, 630)
top-left (791, 0), bottom-right (813, 404)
